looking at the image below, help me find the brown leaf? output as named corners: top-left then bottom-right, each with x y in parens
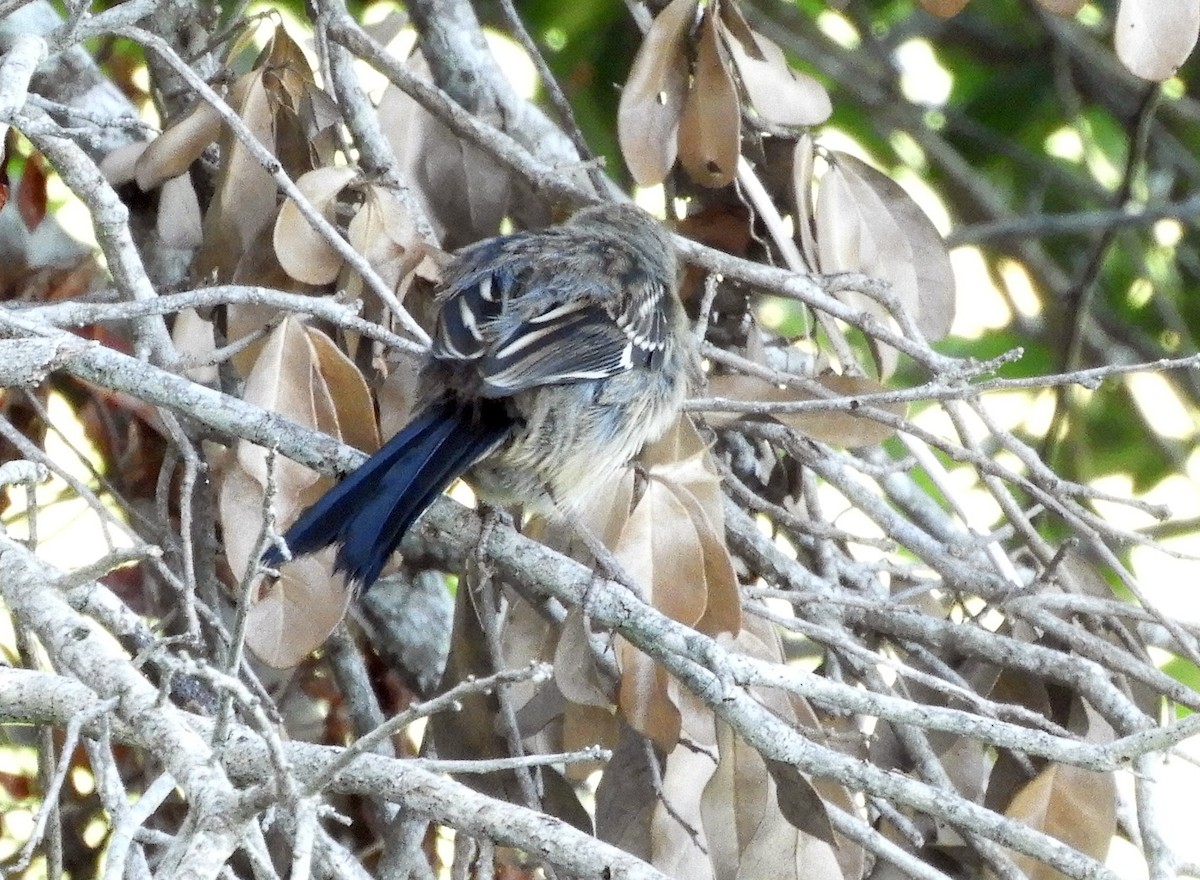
top-left (617, 0), bottom-right (698, 185)
top-left (793, 135), bottom-right (820, 272)
top-left (237, 318), bottom-right (323, 500)
top-left (617, 477), bottom-right (708, 627)
top-left (678, 6), bottom-right (741, 188)
top-left (218, 463), bottom-right (349, 669)
top-left (157, 173), bottom-right (203, 249)
top-left (595, 722), bottom-right (659, 860)
top-left (305, 326), bottom-right (380, 455)
top-left (763, 758), bottom-right (837, 847)
top-left (171, 307), bottom-right (217, 385)
top-left (347, 183), bottom-right (419, 291)
top-left (701, 716), bottom-right (841, 880)
top-left (705, 372), bottom-right (905, 447)
top-left (1115, 0), bottom-right (1200, 81)
top-left (1003, 763), bottom-right (1116, 880)
top-left (273, 166), bottom-right (357, 285)
top-left (135, 99), bottom-right (222, 190)
top-left (244, 556), bottom-right (351, 668)
top-left (17, 152), bottom-right (47, 230)
top-left (652, 729), bottom-right (715, 873)
top-left (832, 152), bottom-right (956, 341)
top-left (723, 28), bottom-right (831, 127)
top-left (98, 141), bottom-right (145, 186)
top-left (617, 635), bottom-right (682, 750)
top-left (555, 608), bottom-right (616, 707)
top-left (194, 71), bottom-right (279, 279)
top-left (639, 418), bottom-right (738, 637)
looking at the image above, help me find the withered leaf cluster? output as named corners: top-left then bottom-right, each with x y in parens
top-left (618, 0), bottom-right (831, 188)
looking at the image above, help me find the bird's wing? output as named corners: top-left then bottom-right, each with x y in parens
top-left (433, 238), bottom-right (672, 397)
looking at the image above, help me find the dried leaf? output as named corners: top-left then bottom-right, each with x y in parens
top-left (1003, 763), bottom-right (1116, 879)
top-left (347, 183), bottom-right (418, 290)
top-left (135, 99), bottom-right (221, 190)
top-left (380, 83), bottom-right (512, 245)
top-left (274, 166), bottom-right (356, 285)
top-left (701, 716), bottom-right (841, 880)
top-left (793, 135), bottom-right (819, 273)
top-left (171, 308), bottom-right (217, 385)
top-left (918, 0), bottom-right (971, 16)
top-left (763, 759), bottom-right (837, 847)
top-left (617, 0), bottom-right (698, 185)
top-left (560, 703), bottom-right (621, 781)
top-left (16, 153), bottom-right (46, 231)
top-left (678, 7), bottom-right (741, 188)
top-left (305, 326), bottom-right (380, 455)
top-left (637, 418), bottom-right (740, 637)
top-left (651, 734), bottom-right (718, 879)
top-left (617, 635), bottom-right (682, 749)
top-left (724, 29), bottom-right (831, 127)
top-left (1115, 0), bottom-right (1200, 81)
top-left (218, 463), bottom-right (349, 668)
top-left (157, 173), bottom-right (203, 249)
top-left (706, 372), bottom-right (905, 446)
top-left (555, 609), bottom-right (616, 707)
top-left (595, 723), bottom-right (659, 860)
top-left (98, 142), bottom-right (145, 186)
top-left (195, 71), bottom-right (279, 279)
top-left (237, 318), bottom-right (322, 500)
top-left (833, 152), bottom-right (956, 341)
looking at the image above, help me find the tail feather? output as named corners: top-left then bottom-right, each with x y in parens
top-left (263, 399), bottom-right (512, 589)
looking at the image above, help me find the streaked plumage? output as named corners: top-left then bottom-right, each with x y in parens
top-left (264, 203), bottom-right (695, 588)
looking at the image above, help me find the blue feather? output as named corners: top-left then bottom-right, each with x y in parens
top-left (263, 399), bottom-right (512, 589)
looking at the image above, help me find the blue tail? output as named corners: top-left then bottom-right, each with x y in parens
top-left (263, 399), bottom-right (511, 589)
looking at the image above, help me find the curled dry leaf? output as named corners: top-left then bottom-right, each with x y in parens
top-left (157, 173), bottom-right (203, 249)
top-left (135, 99), bottom-right (222, 191)
top-left (102, 140), bottom-right (203, 250)
top-left (347, 183), bottom-right (419, 291)
top-left (614, 478), bottom-right (702, 748)
top-left (170, 308), bottom-right (217, 385)
top-left (793, 135), bottom-right (819, 273)
top-left (273, 166), bottom-right (357, 286)
top-left (555, 609), bottom-right (617, 708)
top-left (1115, 0), bottom-right (1200, 81)
top-left (377, 52), bottom-right (512, 246)
top-left (698, 622), bottom-right (848, 879)
top-left (595, 723), bottom-right (660, 861)
top-left (306, 326), bottom-right (381, 455)
top-left (226, 318), bottom-right (379, 667)
top-left (723, 29), bottom-right (831, 128)
top-left (679, 6), bottom-right (742, 188)
top-left (195, 72), bottom-right (279, 280)
top-left (811, 151), bottom-right (956, 377)
top-left (837, 153), bottom-right (956, 341)
top-left (706, 372), bottom-right (906, 447)
top-left (217, 459), bottom-right (349, 669)
top-left (651, 697), bottom-right (720, 878)
top-left (98, 141), bottom-right (145, 186)
top-left (245, 550), bottom-right (352, 668)
top-left (236, 317), bottom-right (326, 499)
top-left (640, 417), bottom-right (741, 637)
top-left (618, 0), bottom-right (698, 186)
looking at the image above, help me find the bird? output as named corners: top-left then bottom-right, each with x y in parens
top-left (263, 202), bottom-right (697, 589)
